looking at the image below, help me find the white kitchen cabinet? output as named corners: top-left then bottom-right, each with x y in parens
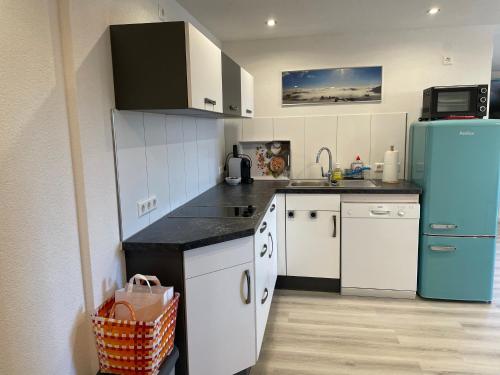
top-left (241, 68), bottom-right (254, 117)
top-left (286, 194), bottom-right (341, 278)
top-left (241, 117), bottom-right (274, 141)
top-left (185, 261), bottom-right (256, 375)
top-left (187, 23), bottom-right (223, 113)
top-left (276, 194), bottom-right (287, 276)
top-left (110, 22), bottom-right (224, 116)
top-left (254, 198), bottom-right (277, 357)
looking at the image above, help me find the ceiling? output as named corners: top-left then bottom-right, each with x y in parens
top-left (177, 0), bottom-right (500, 42)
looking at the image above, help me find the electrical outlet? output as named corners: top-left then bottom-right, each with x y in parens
top-left (443, 56), bottom-right (453, 65)
top-left (137, 196), bottom-right (158, 217)
top-left (137, 199), bottom-right (149, 217)
top-left (374, 162), bottom-right (384, 173)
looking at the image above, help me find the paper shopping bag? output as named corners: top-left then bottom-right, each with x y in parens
top-left (114, 274), bottom-right (174, 321)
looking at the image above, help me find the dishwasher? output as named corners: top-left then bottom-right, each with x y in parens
top-left (341, 202), bottom-right (420, 299)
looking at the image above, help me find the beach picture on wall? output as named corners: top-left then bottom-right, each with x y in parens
top-left (282, 66), bottom-right (382, 105)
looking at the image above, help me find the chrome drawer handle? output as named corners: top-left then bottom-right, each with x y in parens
top-left (260, 244), bottom-right (268, 258)
top-left (260, 221), bottom-right (267, 233)
top-left (268, 232), bottom-right (274, 259)
top-left (332, 215), bottom-right (337, 238)
top-left (242, 270), bottom-right (251, 304)
top-left (261, 288), bottom-right (269, 304)
top-left (429, 245), bottom-right (456, 252)
top-left (430, 224), bottom-right (458, 230)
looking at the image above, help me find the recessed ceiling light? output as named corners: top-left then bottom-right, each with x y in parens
top-left (266, 18), bottom-right (277, 27)
top-left (428, 7), bottom-right (440, 15)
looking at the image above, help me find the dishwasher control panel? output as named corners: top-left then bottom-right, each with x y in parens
top-left (342, 203), bottom-right (420, 219)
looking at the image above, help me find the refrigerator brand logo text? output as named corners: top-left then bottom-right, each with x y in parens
top-left (459, 131), bottom-right (475, 136)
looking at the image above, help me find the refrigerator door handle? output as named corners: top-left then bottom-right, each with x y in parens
top-left (430, 223), bottom-right (458, 230)
top-left (429, 245), bottom-right (456, 252)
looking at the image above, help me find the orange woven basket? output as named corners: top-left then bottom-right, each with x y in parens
top-left (91, 293), bottom-right (180, 375)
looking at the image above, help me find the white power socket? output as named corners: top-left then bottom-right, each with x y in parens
top-left (374, 162), bottom-right (384, 173)
top-left (137, 196), bottom-right (158, 217)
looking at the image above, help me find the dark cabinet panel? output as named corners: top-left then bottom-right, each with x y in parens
top-left (222, 53), bottom-right (242, 116)
top-left (110, 22), bottom-right (189, 111)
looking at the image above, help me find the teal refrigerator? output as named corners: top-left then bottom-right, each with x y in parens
top-left (409, 119), bottom-right (500, 302)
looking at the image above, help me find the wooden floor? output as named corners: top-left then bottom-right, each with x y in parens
top-left (252, 233), bottom-right (500, 375)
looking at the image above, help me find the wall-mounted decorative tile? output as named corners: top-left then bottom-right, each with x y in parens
top-left (113, 110), bottom-right (149, 239)
top-left (273, 117), bottom-right (305, 179)
top-left (337, 114), bottom-right (371, 171)
top-left (166, 116), bottom-right (187, 210)
top-left (144, 113), bottom-right (171, 222)
top-left (370, 113), bottom-right (407, 179)
top-left (304, 116), bottom-right (338, 178)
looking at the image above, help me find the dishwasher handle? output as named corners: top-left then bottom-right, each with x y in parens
top-left (370, 209), bottom-right (392, 216)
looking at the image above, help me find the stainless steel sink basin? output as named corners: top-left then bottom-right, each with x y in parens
top-left (288, 180), bottom-right (332, 187)
top-left (288, 179), bottom-right (377, 188)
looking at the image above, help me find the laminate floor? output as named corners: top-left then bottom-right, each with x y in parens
top-left (252, 232), bottom-right (500, 375)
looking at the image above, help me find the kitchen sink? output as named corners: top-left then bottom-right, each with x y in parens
top-left (288, 179), bottom-right (377, 188)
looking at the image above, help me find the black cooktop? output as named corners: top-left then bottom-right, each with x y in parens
top-left (168, 205), bottom-right (256, 218)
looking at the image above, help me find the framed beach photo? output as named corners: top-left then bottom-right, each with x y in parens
top-left (282, 66), bottom-right (382, 106)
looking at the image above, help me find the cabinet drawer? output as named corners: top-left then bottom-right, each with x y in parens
top-left (286, 194), bottom-right (340, 211)
top-left (184, 236), bottom-right (253, 279)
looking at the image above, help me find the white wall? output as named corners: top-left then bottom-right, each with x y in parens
top-left (0, 0), bottom-right (222, 373)
top-left (223, 26), bottom-right (495, 124)
top-left (114, 112), bottom-right (224, 239)
top-left (0, 0), bottom-right (89, 373)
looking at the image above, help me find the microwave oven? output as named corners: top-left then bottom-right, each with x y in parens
top-left (421, 85), bottom-right (488, 120)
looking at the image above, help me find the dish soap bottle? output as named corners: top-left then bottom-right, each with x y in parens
top-left (351, 155), bottom-right (364, 179)
top-left (332, 163), bottom-right (343, 181)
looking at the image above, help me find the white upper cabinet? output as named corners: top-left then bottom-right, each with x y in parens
top-left (187, 23), bottom-right (223, 114)
top-left (241, 67), bottom-right (254, 118)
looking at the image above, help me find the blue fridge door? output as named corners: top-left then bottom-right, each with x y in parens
top-left (418, 235), bottom-right (496, 302)
top-left (421, 120), bottom-right (500, 236)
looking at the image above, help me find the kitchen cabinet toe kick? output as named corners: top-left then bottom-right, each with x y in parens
top-left (276, 276), bottom-right (340, 293)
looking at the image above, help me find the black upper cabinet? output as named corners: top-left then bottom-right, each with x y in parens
top-left (110, 21), bottom-right (223, 116)
top-left (222, 53), bottom-right (242, 116)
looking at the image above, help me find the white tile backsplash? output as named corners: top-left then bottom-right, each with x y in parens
top-left (369, 113), bottom-right (407, 179)
top-left (305, 116), bottom-right (338, 179)
top-left (144, 113), bottom-right (171, 222)
top-left (337, 114), bottom-right (371, 171)
top-left (225, 112), bottom-right (407, 181)
top-left (113, 111), bottom-right (223, 240)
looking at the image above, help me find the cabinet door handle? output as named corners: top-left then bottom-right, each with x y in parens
top-left (246, 109), bottom-right (253, 114)
top-left (243, 270), bottom-right (251, 305)
top-left (270, 204), bottom-right (276, 212)
top-left (260, 221), bottom-right (267, 233)
top-left (430, 223), bottom-right (458, 230)
top-left (268, 232), bottom-right (274, 259)
top-left (261, 288), bottom-right (269, 304)
top-left (260, 244), bottom-right (268, 258)
top-left (229, 105), bottom-right (239, 111)
top-left (429, 245), bottom-right (456, 252)
top-left (332, 215), bottom-right (337, 238)
top-left (204, 97), bottom-right (216, 106)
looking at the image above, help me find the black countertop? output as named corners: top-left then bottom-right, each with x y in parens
top-left (123, 180), bottom-right (421, 253)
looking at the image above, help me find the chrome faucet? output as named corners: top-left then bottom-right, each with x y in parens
top-left (316, 147), bottom-right (334, 180)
